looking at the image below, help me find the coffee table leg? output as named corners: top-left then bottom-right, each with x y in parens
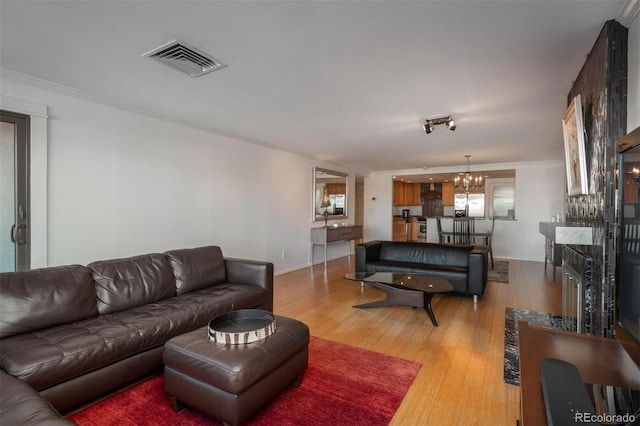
top-left (353, 281), bottom-right (441, 327)
top-left (353, 281), bottom-right (423, 309)
top-left (423, 293), bottom-right (439, 327)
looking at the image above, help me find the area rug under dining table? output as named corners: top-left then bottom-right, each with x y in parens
top-left (487, 260), bottom-right (509, 283)
top-left (69, 336), bottom-right (421, 426)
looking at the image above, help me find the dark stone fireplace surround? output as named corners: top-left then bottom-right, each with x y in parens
top-left (563, 20), bottom-right (627, 338)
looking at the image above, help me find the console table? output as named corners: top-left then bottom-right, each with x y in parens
top-left (518, 322), bottom-right (640, 425)
top-left (311, 225), bottom-right (362, 268)
top-left (539, 222), bottom-right (595, 280)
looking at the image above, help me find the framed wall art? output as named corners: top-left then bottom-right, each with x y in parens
top-left (562, 94), bottom-right (588, 196)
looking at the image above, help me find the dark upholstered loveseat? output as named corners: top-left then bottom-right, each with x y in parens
top-left (0, 245), bottom-right (273, 424)
top-left (356, 241), bottom-right (488, 302)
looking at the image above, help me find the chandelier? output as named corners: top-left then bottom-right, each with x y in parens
top-left (454, 155), bottom-right (484, 193)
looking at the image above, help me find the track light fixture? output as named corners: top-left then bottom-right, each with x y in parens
top-left (423, 122), bottom-right (434, 134)
top-left (445, 117), bottom-right (456, 131)
top-left (423, 115), bottom-right (456, 134)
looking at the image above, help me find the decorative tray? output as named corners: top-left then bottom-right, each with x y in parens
top-left (208, 309), bottom-right (276, 344)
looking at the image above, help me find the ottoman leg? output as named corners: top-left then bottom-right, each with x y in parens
top-left (292, 373), bottom-right (304, 388)
top-left (168, 395), bottom-right (185, 413)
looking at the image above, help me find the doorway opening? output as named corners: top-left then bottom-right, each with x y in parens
top-left (1, 110), bottom-right (30, 271)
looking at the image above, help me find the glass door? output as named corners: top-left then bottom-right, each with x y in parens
top-left (1, 110), bottom-right (30, 272)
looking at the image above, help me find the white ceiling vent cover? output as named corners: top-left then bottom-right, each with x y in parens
top-left (142, 39), bottom-right (227, 78)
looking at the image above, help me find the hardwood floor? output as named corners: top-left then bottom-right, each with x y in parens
top-left (273, 255), bottom-right (562, 425)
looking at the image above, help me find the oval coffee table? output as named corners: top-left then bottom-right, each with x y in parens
top-left (344, 272), bottom-right (453, 326)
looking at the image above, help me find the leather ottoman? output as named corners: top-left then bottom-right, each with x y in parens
top-left (163, 315), bottom-right (309, 425)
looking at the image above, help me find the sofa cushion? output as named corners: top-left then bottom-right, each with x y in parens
top-left (0, 265), bottom-right (97, 339)
top-left (165, 246), bottom-right (227, 295)
top-left (89, 253), bottom-right (176, 315)
top-left (379, 241), bottom-right (471, 268)
top-left (0, 312), bottom-right (174, 391)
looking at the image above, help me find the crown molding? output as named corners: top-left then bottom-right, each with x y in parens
top-left (0, 68), bottom-right (307, 156)
top-left (618, 0), bottom-right (640, 26)
top-left (0, 68), bottom-right (366, 175)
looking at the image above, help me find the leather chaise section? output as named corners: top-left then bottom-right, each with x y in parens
top-left (1, 283), bottom-right (266, 391)
top-left (0, 371), bottom-right (73, 425)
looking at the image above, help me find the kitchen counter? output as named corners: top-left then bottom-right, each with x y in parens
top-left (392, 215), bottom-right (426, 221)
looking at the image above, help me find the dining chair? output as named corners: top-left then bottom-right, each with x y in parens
top-left (452, 217), bottom-right (472, 245)
top-left (482, 217), bottom-right (496, 269)
top-left (437, 218), bottom-right (444, 243)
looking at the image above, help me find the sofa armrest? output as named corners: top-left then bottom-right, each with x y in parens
top-left (466, 246), bottom-right (488, 297)
top-left (355, 241), bottom-right (382, 272)
top-left (225, 258), bottom-right (274, 312)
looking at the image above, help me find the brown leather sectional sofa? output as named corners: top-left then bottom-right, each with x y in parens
top-left (356, 240), bottom-right (488, 302)
top-left (0, 245), bottom-right (273, 424)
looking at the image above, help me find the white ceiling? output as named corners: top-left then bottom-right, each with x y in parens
top-left (0, 0), bottom-right (632, 173)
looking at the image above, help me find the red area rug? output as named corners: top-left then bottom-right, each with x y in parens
top-left (69, 336), bottom-right (421, 426)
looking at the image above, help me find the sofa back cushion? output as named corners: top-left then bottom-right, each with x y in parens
top-left (379, 241), bottom-right (471, 268)
top-left (0, 265), bottom-right (98, 338)
top-left (89, 253), bottom-right (176, 315)
top-left (165, 246), bottom-right (226, 295)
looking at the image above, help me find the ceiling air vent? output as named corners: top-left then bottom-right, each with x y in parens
top-left (142, 39), bottom-right (227, 78)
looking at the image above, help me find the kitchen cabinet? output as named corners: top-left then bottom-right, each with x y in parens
top-left (441, 181), bottom-right (454, 206)
top-left (408, 217), bottom-right (419, 241)
top-left (392, 217), bottom-right (418, 241)
top-left (393, 182), bottom-right (421, 206)
top-left (393, 181), bottom-right (405, 206)
top-left (403, 183), bottom-right (415, 205)
top-left (406, 183), bottom-right (421, 205)
top-left (392, 218), bottom-right (407, 241)
top-left (325, 183), bottom-right (346, 195)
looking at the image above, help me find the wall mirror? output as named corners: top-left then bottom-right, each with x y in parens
top-left (313, 167), bottom-right (348, 221)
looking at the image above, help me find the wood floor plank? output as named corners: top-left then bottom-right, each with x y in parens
top-left (273, 255), bottom-right (560, 425)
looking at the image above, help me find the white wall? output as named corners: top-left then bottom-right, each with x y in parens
top-left (363, 160), bottom-right (566, 261)
top-left (363, 174), bottom-right (394, 241)
top-left (0, 74), bottom-right (357, 274)
top-left (628, 11), bottom-right (639, 130)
